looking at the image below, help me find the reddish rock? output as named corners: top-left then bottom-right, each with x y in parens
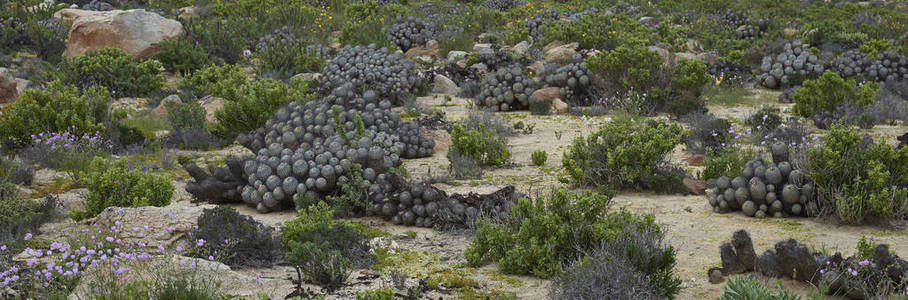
top-left (684, 178), bottom-right (707, 195)
top-left (57, 9), bottom-right (183, 58)
top-left (684, 154), bottom-right (707, 166)
top-left (0, 68), bottom-right (18, 104)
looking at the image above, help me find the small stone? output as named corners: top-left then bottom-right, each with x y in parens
top-left (708, 267), bottom-right (725, 284)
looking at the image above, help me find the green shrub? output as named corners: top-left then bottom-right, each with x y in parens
top-left (540, 13), bottom-right (649, 50)
top-left (149, 39), bottom-right (211, 75)
top-left (339, 18), bottom-right (395, 50)
top-left (586, 44), bottom-right (662, 96)
top-left (531, 150), bottom-right (547, 166)
top-left (439, 31), bottom-right (475, 57)
top-left (859, 38), bottom-right (893, 58)
top-left (283, 201), bottom-right (374, 290)
top-left (167, 102), bottom-right (207, 130)
top-left (73, 157), bottom-right (174, 221)
top-left (56, 48), bottom-right (165, 97)
top-left (180, 64), bottom-right (248, 101)
top-left (188, 206), bottom-right (280, 268)
top-left (793, 71), bottom-right (878, 118)
top-left (356, 288), bottom-right (397, 300)
top-left (718, 275), bottom-right (801, 300)
top-left (856, 235), bottom-right (877, 259)
top-left (528, 98), bottom-right (551, 115)
top-left (215, 77), bottom-right (314, 136)
top-left (807, 124), bottom-right (908, 224)
top-left (702, 146), bottom-right (754, 181)
top-left (665, 58), bottom-right (712, 116)
top-left (465, 188), bottom-right (669, 280)
top-left (562, 117), bottom-right (683, 189)
top-left (0, 185), bottom-right (58, 250)
top-left (183, 16), bottom-right (263, 64)
top-left (447, 123), bottom-right (510, 167)
top-left (0, 81), bottom-right (111, 146)
top-left (255, 36), bottom-right (326, 80)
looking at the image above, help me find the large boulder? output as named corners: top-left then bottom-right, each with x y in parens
top-left (56, 9), bottom-right (184, 57)
top-left (432, 74), bottom-right (459, 95)
top-left (200, 95), bottom-right (224, 123)
top-left (86, 205), bottom-right (206, 250)
top-left (0, 68), bottom-right (18, 103)
top-left (545, 42), bottom-right (578, 63)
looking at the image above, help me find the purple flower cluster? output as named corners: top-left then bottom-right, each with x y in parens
top-left (30, 130), bottom-right (112, 152)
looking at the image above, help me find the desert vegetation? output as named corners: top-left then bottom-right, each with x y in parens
top-left (2, 0), bottom-right (908, 299)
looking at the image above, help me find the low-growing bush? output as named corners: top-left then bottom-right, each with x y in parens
top-left (448, 151), bottom-right (483, 179)
top-left (807, 124), bottom-right (908, 224)
top-left (56, 48), bottom-right (165, 97)
top-left (21, 130), bottom-right (111, 177)
top-left (447, 122), bottom-right (510, 167)
top-left (167, 102), bottom-right (207, 130)
top-left (0, 82), bottom-right (111, 146)
top-left (465, 188), bottom-right (673, 282)
top-left (0, 157), bottom-right (34, 185)
top-left (549, 218), bottom-right (681, 299)
top-left (282, 201), bottom-right (374, 290)
top-left (531, 150), bottom-right (547, 166)
top-left (182, 16), bottom-right (262, 64)
top-left (528, 98), bottom-right (552, 115)
top-left (0, 185), bottom-right (58, 249)
top-left (702, 146), bottom-right (754, 181)
top-left (215, 77), bottom-right (314, 136)
top-left (188, 206), bottom-right (280, 268)
top-left (339, 18), bottom-right (395, 50)
top-left (255, 32), bottom-right (326, 80)
top-left (149, 39), bottom-right (211, 75)
top-left (540, 13), bottom-right (649, 51)
top-left (72, 157), bottom-right (174, 221)
top-left (180, 64), bottom-right (248, 102)
top-left (680, 112), bottom-right (732, 155)
top-left (745, 107), bottom-right (783, 138)
top-left (793, 71), bottom-right (878, 119)
top-left (562, 117), bottom-right (683, 189)
top-left (717, 275), bottom-right (801, 300)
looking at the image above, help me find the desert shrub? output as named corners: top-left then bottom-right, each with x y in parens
top-left (793, 71), bottom-right (878, 118)
top-left (339, 18), bottom-right (395, 50)
top-left (0, 4), bottom-right (67, 62)
top-left (680, 112), bottom-right (732, 155)
top-left (448, 151), bottom-right (483, 179)
top-left (540, 13), bottom-right (649, 51)
top-left (167, 102), bottom-right (207, 130)
top-left (215, 77), bottom-right (314, 136)
top-left (255, 31), bottom-right (326, 80)
top-left (0, 157), bottom-right (34, 186)
top-left (717, 275), bottom-right (801, 300)
top-left (21, 130), bottom-right (111, 177)
top-left (645, 164), bottom-right (689, 195)
top-left (447, 123), bottom-right (510, 167)
top-left (72, 157), bottom-right (174, 221)
top-left (586, 44), bottom-right (663, 100)
top-left (460, 110), bottom-right (513, 137)
top-left (180, 64), bottom-right (248, 102)
top-left (188, 206), bottom-right (281, 268)
top-left (702, 146), bottom-right (754, 181)
top-left (664, 58), bottom-right (712, 116)
top-left (439, 30), bottom-right (474, 57)
top-left (56, 48), bottom-right (165, 97)
top-left (856, 235), bottom-right (877, 259)
top-left (859, 38), bottom-right (892, 58)
top-left (531, 150), bottom-right (547, 166)
top-left (465, 188), bottom-right (670, 281)
top-left (550, 218), bottom-right (681, 299)
top-left (0, 82), bottom-right (111, 146)
top-left (149, 39), bottom-right (211, 75)
top-left (163, 129), bottom-right (223, 151)
top-left (807, 124), bottom-right (908, 224)
top-left (562, 117), bottom-right (683, 189)
top-left (745, 107), bottom-right (783, 137)
top-left (182, 16), bottom-right (263, 64)
top-left (528, 98), bottom-right (552, 115)
top-left (282, 201), bottom-right (374, 290)
top-left (0, 185), bottom-right (58, 249)
top-left (866, 88), bottom-right (908, 125)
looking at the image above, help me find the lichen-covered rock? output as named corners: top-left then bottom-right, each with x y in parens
top-left (0, 68), bottom-right (18, 103)
top-left (56, 9), bottom-right (184, 57)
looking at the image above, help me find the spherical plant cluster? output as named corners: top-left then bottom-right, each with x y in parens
top-left (714, 10), bottom-right (751, 29)
top-left (476, 65), bottom-right (538, 112)
top-left (831, 50), bottom-right (908, 82)
top-left (707, 142), bottom-right (817, 218)
top-left (321, 45), bottom-right (422, 104)
top-left (735, 19), bottom-right (769, 40)
top-left (481, 0), bottom-right (521, 11)
top-left (81, 0), bottom-right (114, 11)
top-left (225, 85), bottom-right (435, 213)
top-left (543, 62), bottom-right (595, 106)
top-left (525, 9), bottom-right (561, 42)
top-left (386, 17), bottom-right (437, 52)
top-left (375, 182), bottom-right (442, 227)
top-left (437, 62), bottom-right (479, 86)
top-left (708, 59), bottom-right (752, 83)
top-left (758, 40), bottom-right (823, 89)
top-left (473, 50), bottom-right (518, 73)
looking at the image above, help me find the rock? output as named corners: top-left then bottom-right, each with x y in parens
top-left (85, 205), bottom-right (206, 249)
top-left (511, 41), bottom-right (530, 55)
top-left (15, 78), bottom-right (30, 95)
top-left (683, 154), bottom-right (706, 166)
top-left (783, 27), bottom-right (799, 36)
top-left (405, 40), bottom-right (441, 59)
top-left (685, 39), bottom-right (703, 53)
top-left (178, 5), bottom-right (210, 18)
top-left (683, 178), bottom-right (707, 195)
top-left (56, 188), bottom-right (89, 213)
top-left (56, 9), bottom-right (184, 57)
top-left (674, 52), bottom-right (698, 62)
top-left (708, 267), bottom-right (725, 284)
top-left (529, 87), bottom-right (562, 104)
top-left (292, 72), bottom-right (323, 83)
top-left (545, 42), bottom-right (578, 63)
top-left (552, 98), bottom-right (569, 114)
top-left (199, 95), bottom-right (224, 124)
top-left (150, 94), bottom-right (181, 118)
top-left (732, 230), bottom-right (757, 272)
top-left (648, 46), bottom-right (672, 66)
top-left (447, 50), bottom-right (468, 62)
top-left (542, 40), bottom-right (564, 53)
top-left (0, 68), bottom-right (18, 103)
top-left (639, 16), bottom-right (656, 26)
top-left (473, 43), bottom-right (493, 55)
top-left (470, 62), bottom-right (488, 73)
top-left (528, 61), bottom-right (546, 75)
top-left (432, 74), bottom-right (459, 95)
top-left (110, 97), bottom-right (151, 117)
